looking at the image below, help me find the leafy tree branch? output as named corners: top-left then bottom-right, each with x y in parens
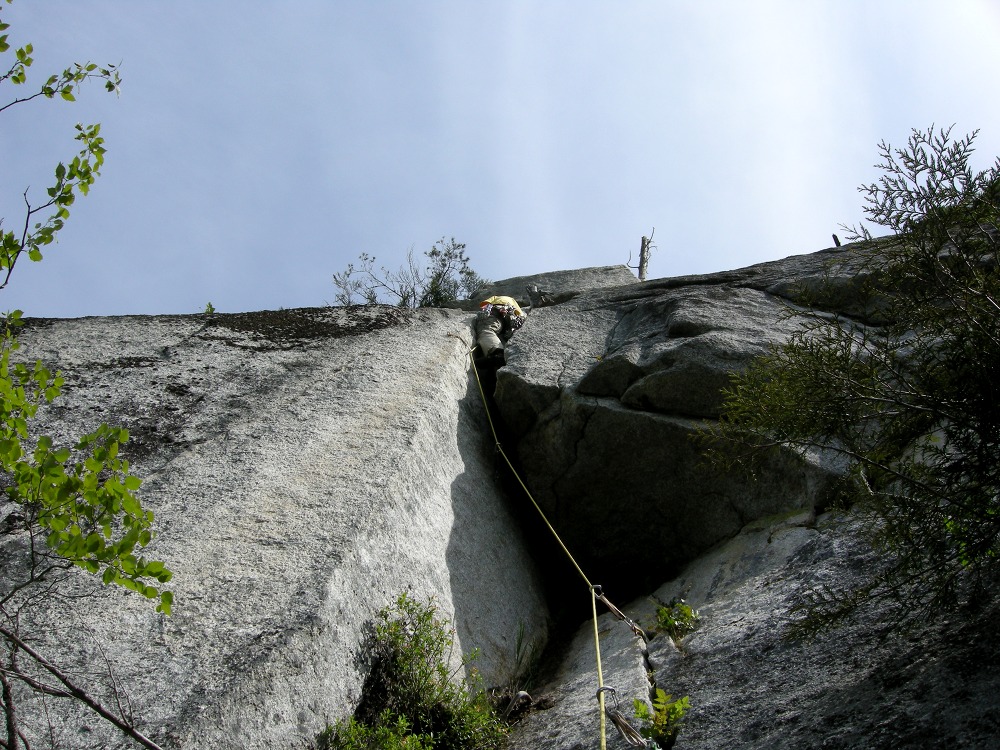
top-left (1, 3), bottom-right (171, 747)
top-left (0, 13), bottom-right (120, 290)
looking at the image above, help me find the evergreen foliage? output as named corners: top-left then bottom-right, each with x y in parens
top-left (709, 126), bottom-right (1000, 634)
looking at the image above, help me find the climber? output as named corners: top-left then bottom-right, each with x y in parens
top-left (475, 294), bottom-right (526, 364)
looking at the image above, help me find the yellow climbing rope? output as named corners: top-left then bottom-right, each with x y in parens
top-left (467, 348), bottom-right (648, 750)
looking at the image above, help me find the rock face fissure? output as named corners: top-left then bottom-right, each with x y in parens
top-left (3, 306), bottom-right (549, 749)
top-left (4, 252), bottom-right (997, 750)
top-left (494, 258), bottom-right (846, 599)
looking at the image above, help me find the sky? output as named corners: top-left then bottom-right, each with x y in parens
top-left (2, 1), bottom-right (1000, 318)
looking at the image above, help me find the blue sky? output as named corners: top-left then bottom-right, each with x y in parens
top-left (2, 1), bottom-right (1000, 318)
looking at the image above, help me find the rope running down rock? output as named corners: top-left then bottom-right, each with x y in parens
top-left (467, 347), bottom-right (648, 750)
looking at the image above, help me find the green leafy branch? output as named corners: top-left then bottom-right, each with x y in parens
top-left (1, 4), bottom-right (173, 745)
top-left (0, 6), bottom-right (120, 290)
top-left (0, 315), bottom-right (172, 615)
top-left (0, 15), bottom-right (121, 109)
top-left (0, 119), bottom-right (110, 289)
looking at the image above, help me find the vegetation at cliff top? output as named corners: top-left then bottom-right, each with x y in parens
top-left (710, 125), bottom-right (1000, 635)
top-left (332, 237), bottom-right (490, 308)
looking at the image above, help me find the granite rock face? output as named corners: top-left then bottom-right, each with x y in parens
top-left (508, 508), bottom-right (1000, 750)
top-left (4, 250), bottom-right (995, 749)
top-left (478, 265), bottom-right (638, 306)
top-left (3, 305), bottom-right (549, 749)
top-left (648, 510), bottom-right (1000, 750)
top-left (448, 264), bottom-right (639, 312)
top-left (494, 249), bottom-right (859, 596)
top-left (501, 249), bottom-right (998, 750)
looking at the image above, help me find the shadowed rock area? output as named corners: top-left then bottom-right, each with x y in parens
top-left (498, 250), bottom-right (998, 750)
top-left (2, 250), bottom-right (997, 749)
top-left (494, 250), bottom-right (855, 598)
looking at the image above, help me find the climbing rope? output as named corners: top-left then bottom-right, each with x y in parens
top-left (467, 347), bottom-right (647, 750)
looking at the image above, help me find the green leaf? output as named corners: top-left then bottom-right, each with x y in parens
top-left (121, 493), bottom-right (140, 517)
top-left (157, 591), bottom-right (174, 616)
top-left (119, 554), bottom-right (137, 574)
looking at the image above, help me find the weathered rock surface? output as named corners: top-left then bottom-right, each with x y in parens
top-left (449, 264), bottom-right (639, 312)
top-left (494, 249), bottom-right (859, 597)
top-left (510, 508), bottom-right (1000, 750)
top-left (651, 510), bottom-right (1000, 750)
top-left (478, 265), bottom-right (639, 307)
top-left (4, 249), bottom-right (996, 749)
top-left (4, 306), bottom-right (549, 749)
top-left (501, 249), bottom-right (998, 750)
top-left (507, 608), bottom-right (651, 750)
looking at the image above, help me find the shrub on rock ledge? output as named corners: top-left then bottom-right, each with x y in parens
top-left (317, 593), bottom-right (507, 750)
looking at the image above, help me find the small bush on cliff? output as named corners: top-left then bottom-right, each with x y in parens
top-left (331, 237), bottom-right (490, 308)
top-left (317, 593), bottom-right (506, 750)
top-left (709, 125), bottom-right (1000, 634)
top-left (653, 598), bottom-right (699, 643)
top-left (634, 689), bottom-right (689, 748)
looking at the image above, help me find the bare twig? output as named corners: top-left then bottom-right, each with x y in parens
top-left (1, 666), bottom-right (19, 750)
top-left (0, 626), bottom-right (164, 750)
top-left (626, 228), bottom-right (656, 281)
top-left (0, 666), bottom-right (72, 699)
top-left (94, 640), bottom-right (134, 727)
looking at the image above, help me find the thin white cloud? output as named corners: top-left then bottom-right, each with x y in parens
top-left (2, 1), bottom-right (999, 315)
